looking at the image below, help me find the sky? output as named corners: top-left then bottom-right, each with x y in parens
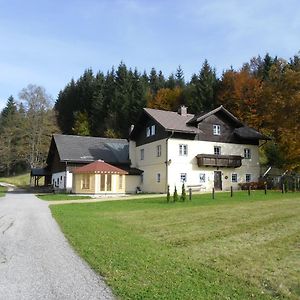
top-left (0, 0), bottom-right (299, 109)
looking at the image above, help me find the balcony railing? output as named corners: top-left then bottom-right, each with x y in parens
top-left (196, 154), bottom-right (243, 168)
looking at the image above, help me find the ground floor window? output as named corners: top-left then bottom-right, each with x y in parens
top-left (246, 174), bottom-right (251, 182)
top-left (231, 173), bottom-right (238, 183)
top-left (107, 174), bottom-right (112, 191)
top-left (82, 174), bottom-right (90, 189)
top-left (199, 173), bottom-right (205, 183)
top-left (119, 175), bottom-right (123, 189)
top-left (100, 174), bottom-right (105, 191)
top-left (180, 173), bottom-right (187, 183)
top-left (157, 173), bottom-right (161, 183)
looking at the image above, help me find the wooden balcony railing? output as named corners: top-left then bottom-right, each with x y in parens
top-left (196, 154), bottom-right (243, 168)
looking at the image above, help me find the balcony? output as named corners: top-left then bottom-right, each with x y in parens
top-left (196, 154), bottom-right (243, 168)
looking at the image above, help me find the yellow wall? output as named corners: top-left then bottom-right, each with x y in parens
top-left (72, 172), bottom-right (126, 194)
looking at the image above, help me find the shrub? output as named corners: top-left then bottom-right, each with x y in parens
top-left (239, 181), bottom-right (266, 190)
top-left (167, 185), bottom-right (170, 202)
top-left (173, 186), bottom-right (178, 202)
top-left (180, 183), bottom-right (186, 201)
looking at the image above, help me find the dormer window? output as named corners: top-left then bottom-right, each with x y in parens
top-left (146, 125), bottom-right (156, 137)
top-left (213, 124), bottom-right (221, 135)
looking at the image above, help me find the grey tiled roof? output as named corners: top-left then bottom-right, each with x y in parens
top-left (53, 134), bottom-right (129, 163)
top-left (143, 108), bottom-right (201, 133)
top-left (233, 127), bottom-right (270, 140)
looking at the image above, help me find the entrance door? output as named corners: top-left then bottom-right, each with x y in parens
top-left (214, 171), bottom-right (222, 190)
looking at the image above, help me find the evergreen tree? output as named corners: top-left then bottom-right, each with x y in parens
top-left (175, 65), bottom-right (185, 88)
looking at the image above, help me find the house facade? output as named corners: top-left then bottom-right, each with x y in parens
top-left (129, 105), bottom-right (268, 193)
top-left (45, 106), bottom-right (268, 194)
top-left (46, 134), bottom-right (142, 193)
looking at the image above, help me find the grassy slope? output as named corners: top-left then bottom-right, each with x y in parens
top-left (37, 194), bottom-right (92, 201)
top-left (0, 186), bottom-right (7, 197)
top-left (0, 173), bottom-right (30, 187)
top-left (51, 191), bottom-right (300, 300)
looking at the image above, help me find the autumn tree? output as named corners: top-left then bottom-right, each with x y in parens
top-left (19, 84), bottom-right (59, 168)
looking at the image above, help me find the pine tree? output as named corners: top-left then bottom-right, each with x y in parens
top-left (175, 65), bottom-right (185, 88)
top-left (173, 186), bottom-right (178, 202)
top-left (180, 183), bottom-right (186, 201)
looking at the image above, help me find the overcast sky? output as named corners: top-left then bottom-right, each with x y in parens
top-left (0, 0), bottom-right (299, 109)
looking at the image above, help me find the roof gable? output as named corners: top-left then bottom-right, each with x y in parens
top-left (72, 160), bottom-right (128, 174)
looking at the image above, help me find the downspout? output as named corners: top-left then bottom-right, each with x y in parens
top-left (165, 131), bottom-right (174, 193)
top-left (65, 161), bottom-right (67, 191)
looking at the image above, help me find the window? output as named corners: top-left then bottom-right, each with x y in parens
top-left (156, 145), bottom-right (162, 157)
top-left (107, 174), bottom-right (112, 191)
top-left (140, 149), bottom-right (144, 160)
top-left (244, 148), bottom-right (251, 159)
top-left (213, 124), bottom-right (221, 135)
top-left (146, 125), bottom-right (156, 137)
top-left (246, 174), bottom-right (251, 182)
top-left (199, 173), bottom-right (206, 183)
top-left (82, 174), bottom-right (90, 189)
top-left (119, 175), bottom-right (123, 189)
top-left (151, 125), bottom-right (156, 135)
top-left (100, 174), bottom-right (105, 191)
top-left (140, 173), bottom-right (144, 184)
top-left (231, 173), bottom-right (237, 183)
top-left (157, 173), bottom-right (161, 183)
top-left (214, 146), bottom-right (221, 155)
top-left (180, 173), bottom-right (187, 183)
top-left (179, 144), bottom-right (188, 156)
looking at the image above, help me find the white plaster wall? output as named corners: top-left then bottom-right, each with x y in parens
top-left (52, 171), bottom-right (73, 191)
top-left (125, 175), bottom-right (142, 193)
top-left (167, 139), bottom-right (260, 193)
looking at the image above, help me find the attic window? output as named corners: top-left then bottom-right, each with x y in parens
top-left (213, 124), bottom-right (221, 135)
top-left (146, 125), bottom-right (156, 137)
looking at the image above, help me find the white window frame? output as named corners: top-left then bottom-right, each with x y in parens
top-left (199, 173), bottom-right (206, 183)
top-left (140, 149), bottom-right (144, 160)
top-left (231, 173), bottom-right (238, 183)
top-left (245, 174), bottom-right (251, 182)
top-left (180, 173), bottom-right (187, 183)
top-left (156, 145), bottom-right (161, 157)
top-left (214, 146), bottom-right (221, 155)
top-left (244, 148), bottom-right (251, 159)
top-left (151, 125), bottom-right (156, 136)
top-left (213, 124), bottom-right (221, 135)
top-left (179, 144), bottom-right (188, 156)
top-left (146, 125), bottom-right (156, 137)
top-left (157, 173), bottom-right (161, 183)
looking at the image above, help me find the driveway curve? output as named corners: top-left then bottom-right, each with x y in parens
top-left (0, 191), bottom-right (114, 300)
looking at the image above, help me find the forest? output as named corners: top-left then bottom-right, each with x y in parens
top-left (0, 53), bottom-right (299, 175)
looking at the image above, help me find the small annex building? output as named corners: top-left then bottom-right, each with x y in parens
top-left (72, 160), bottom-right (128, 194)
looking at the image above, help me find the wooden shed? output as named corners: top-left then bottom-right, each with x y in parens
top-left (72, 160), bottom-right (128, 194)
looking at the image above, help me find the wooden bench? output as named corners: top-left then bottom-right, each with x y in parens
top-left (187, 184), bottom-right (206, 192)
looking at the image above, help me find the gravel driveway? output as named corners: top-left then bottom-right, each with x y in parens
top-left (0, 191), bottom-right (114, 300)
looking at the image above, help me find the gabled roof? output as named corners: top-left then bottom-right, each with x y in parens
top-left (234, 126), bottom-right (270, 140)
top-left (48, 134), bottom-right (129, 164)
top-left (72, 160), bottom-right (128, 174)
top-left (187, 105), bottom-right (243, 125)
top-left (142, 108), bottom-right (201, 134)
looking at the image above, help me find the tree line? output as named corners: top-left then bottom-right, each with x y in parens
top-left (1, 52), bottom-right (299, 176)
top-left (0, 85), bottom-right (59, 176)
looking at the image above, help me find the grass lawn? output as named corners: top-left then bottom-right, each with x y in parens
top-left (0, 186), bottom-right (7, 197)
top-left (0, 173), bottom-right (30, 187)
top-left (37, 194), bottom-right (92, 201)
top-left (51, 191), bottom-right (300, 299)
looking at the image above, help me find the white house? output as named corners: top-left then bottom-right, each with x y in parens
top-left (128, 105), bottom-right (269, 193)
top-left (45, 106), bottom-right (269, 194)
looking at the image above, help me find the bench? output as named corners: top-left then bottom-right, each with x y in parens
top-left (187, 184), bottom-right (206, 192)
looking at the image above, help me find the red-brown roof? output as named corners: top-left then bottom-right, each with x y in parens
top-left (72, 160), bottom-right (128, 175)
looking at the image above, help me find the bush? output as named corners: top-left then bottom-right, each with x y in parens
top-left (167, 185), bottom-right (170, 202)
top-left (180, 183), bottom-right (186, 202)
top-left (173, 186), bottom-right (178, 202)
top-left (239, 181), bottom-right (266, 190)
